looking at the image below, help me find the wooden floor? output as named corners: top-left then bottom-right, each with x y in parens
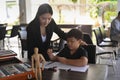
top-left (1, 37), bottom-right (120, 80)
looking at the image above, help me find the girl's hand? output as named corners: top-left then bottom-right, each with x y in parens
top-left (57, 57), bottom-right (67, 64)
top-left (47, 49), bottom-right (55, 60)
top-left (47, 48), bottom-right (53, 54)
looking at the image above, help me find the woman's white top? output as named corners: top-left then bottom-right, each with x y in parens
top-left (41, 35), bottom-right (46, 42)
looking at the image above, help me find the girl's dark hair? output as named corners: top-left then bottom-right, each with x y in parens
top-left (35, 3), bottom-right (53, 18)
top-left (66, 29), bottom-right (83, 40)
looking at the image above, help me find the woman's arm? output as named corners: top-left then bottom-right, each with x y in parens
top-left (51, 19), bottom-right (67, 40)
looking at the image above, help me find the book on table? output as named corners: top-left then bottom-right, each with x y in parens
top-left (0, 50), bottom-right (35, 80)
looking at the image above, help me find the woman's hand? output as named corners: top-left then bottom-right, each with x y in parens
top-left (81, 40), bottom-right (88, 45)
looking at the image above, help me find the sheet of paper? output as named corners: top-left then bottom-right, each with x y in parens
top-left (44, 61), bottom-right (89, 72)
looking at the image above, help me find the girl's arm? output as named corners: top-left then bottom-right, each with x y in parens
top-left (57, 56), bottom-right (88, 67)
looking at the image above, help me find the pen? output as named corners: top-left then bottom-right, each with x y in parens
top-left (65, 68), bottom-right (71, 71)
top-left (60, 68), bottom-right (71, 71)
top-left (47, 66), bottom-right (57, 72)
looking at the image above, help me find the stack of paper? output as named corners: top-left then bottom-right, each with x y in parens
top-left (44, 61), bottom-right (89, 72)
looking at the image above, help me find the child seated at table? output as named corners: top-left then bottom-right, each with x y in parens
top-left (47, 29), bottom-right (88, 67)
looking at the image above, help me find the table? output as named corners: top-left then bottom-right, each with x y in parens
top-left (20, 58), bottom-right (108, 80)
top-left (42, 64), bottom-right (108, 80)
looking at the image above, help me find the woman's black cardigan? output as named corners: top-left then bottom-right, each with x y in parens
top-left (27, 19), bottom-right (66, 60)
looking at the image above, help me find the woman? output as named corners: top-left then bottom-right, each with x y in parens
top-left (27, 3), bottom-right (66, 61)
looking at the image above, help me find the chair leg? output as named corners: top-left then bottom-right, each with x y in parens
top-left (22, 50), bottom-right (24, 58)
top-left (96, 55), bottom-right (101, 64)
top-left (0, 39), bottom-right (5, 50)
top-left (97, 52), bottom-right (116, 73)
top-left (114, 42), bottom-right (120, 59)
top-left (98, 56), bottom-right (100, 64)
top-left (17, 37), bottom-right (21, 55)
top-left (6, 38), bottom-right (10, 50)
top-left (111, 52), bottom-right (116, 73)
top-left (3, 39), bottom-right (5, 50)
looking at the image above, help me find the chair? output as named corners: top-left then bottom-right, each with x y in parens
top-left (99, 26), bottom-right (109, 41)
top-left (83, 33), bottom-right (93, 44)
top-left (93, 28), bottom-right (117, 47)
top-left (93, 28), bottom-right (116, 72)
top-left (82, 45), bottom-right (96, 64)
top-left (99, 26), bottom-right (117, 43)
top-left (5, 25), bottom-right (20, 49)
top-left (19, 38), bottom-right (27, 58)
top-left (0, 26), bottom-right (6, 50)
top-left (83, 33), bottom-right (116, 68)
top-left (50, 38), bottom-right (66, 52)
top-left (0, 23), bottom-right (7, 27)
top-left (99, 26), bottom-right (119, 57)
top-left (18, 26), bottom-right (27, 58)
top-left (93, 27), bottom-right (117, 58)
top-left (93, 28), bottom-right (117, 56)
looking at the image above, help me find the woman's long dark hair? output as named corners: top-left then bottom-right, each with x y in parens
top-left (29, 3), bottom-right (53, 26)
top-left (35, 3), bottom-right (53, 21)
top-left (36, 4), bottom-right (53, 17)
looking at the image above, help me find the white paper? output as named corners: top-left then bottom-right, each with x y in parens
top-left (44, 61), bottom-right (89, 72)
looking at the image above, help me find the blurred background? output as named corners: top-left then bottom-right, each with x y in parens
top-left (0, 0), bottom-right (119, 28)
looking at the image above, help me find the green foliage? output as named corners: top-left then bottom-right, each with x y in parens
top-left (88, 0), bottom-right (117, 23)
top-left (89, 7), bottom-right (99, 19)
top-left (88, 0), bottom-right (117, 3)
top-left (104, 11), bottom-right (117, 22)
top-left (70, 0), bottom-right (77, 3)
top-left (6, 1), bottom-right (16, 8)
